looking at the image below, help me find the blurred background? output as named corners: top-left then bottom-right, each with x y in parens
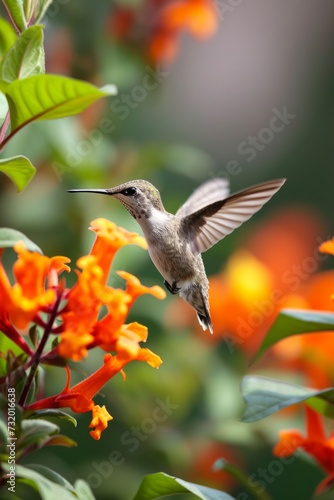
top-left (1, 0), bottom-right (334, 498)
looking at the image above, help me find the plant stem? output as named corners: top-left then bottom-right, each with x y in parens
top-left (213, 459), bottom-right (272, 500)
top-left (18, 290), bottom-right (63, 406)
top-left (1, 0), bottom-right (22, 33)
top-left (0, 112), bottom-right (10, 145)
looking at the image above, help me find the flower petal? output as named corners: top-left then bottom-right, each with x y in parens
top-left (89, 404), bottom-right (113, 440)
top-left (319, 238), bottom-right (334, 256)
top-left (89, 218), bottom-right (147, 283)
top-left (117, 270), bottom-right (166, 301)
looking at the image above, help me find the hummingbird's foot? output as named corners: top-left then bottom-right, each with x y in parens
top-left (164, 279), bottom-right (181, 295)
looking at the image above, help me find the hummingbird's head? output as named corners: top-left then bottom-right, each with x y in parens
top-left (68, 180), bottom-right (165, 219)
top-left (107, 180), bottom-right (165, 219)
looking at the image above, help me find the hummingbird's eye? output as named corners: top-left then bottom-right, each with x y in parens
top-left (121, 187), bottom-right (137, 196)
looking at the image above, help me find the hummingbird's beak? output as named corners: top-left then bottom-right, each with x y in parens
top-left (67, 189), bottom-right (111, 195)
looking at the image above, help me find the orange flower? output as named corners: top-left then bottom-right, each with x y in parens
top-left (59, 255), bottom-right (108, 360)
top-left (0, 243), bottom-right (70, 330)
top-left (160, 0), bottom-right (218, 38)
top-left (319, 237), bottom-right (334, 302)
top-left (105, 6), bottom-right (135, 40)
top-left (27, 352), bottom-right (162, 439)
top-left (319, 237), bottom-right (334, 257)
top-left (149, 0), bottom-right (218, 63)
top-left (1, 219), bottom-right (164, 438)
top-left (89, 218), bottom-right (147, 284)
top-left (94, 272), bottom-right (166, 360)
top-left (117, 270), bottom-right (166, 303)
top-left (105, 0), bottom-right (218, 63)
top-left (89, 404), bottom-right (113, 440)
top-left (148, 30), bottom-right (179, 65)
top-left (273, 406), bottom-right (334, 492)
top-left (271, 270), bottom-right (334, 388)
top-left (188, 440), bottom-right (240, 490)
top-left (58, 219), bottom-right (163, 362)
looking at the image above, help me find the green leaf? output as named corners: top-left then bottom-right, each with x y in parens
top-left (0, 25), bottom-right (45, 85)
top-left (2, 0), bottom-right (27, 33)
top-left (133, 472), bottom-right (236, 500)
top-left (0, 155), bottom-right (36, 191)
top-left (23, 0), bottom-right (35, 23)
top-left (44, 434), bottom-right (77, 447)
top-left (241, 376), bottom-right (334, 423)
top-left (34, 0), bottom-right (54, 23)
top-left (28, 409), bottom-right (77, 427)
top-left (18, 419), bottom-right (60, 448)
top-left (0, 415), bottom-right (9, 443)
top-left (27, 464), bottom-right (74, 489)
top-left (3, 464), bottom-right (88, 500)
top-left (253, 309), bottom-right (334, 362)
top-left (73, 479), bottom-right (95, 500)
top-left (0, 18), bottom-right (17, 58)
top-left (0, 227), bottom-right (42, 253)
top-left (3, 75), bottom-right (117, 144)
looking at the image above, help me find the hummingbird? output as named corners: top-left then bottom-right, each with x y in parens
top-left (68, 177), bottom-right (286, 333)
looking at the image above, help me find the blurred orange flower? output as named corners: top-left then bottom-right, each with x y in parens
top-left (160, 0), bottom-right (218, 37)
top-left (273, 406), bottom-right (334, 493)
top-left (319, 237), bottom-right (334, 257)
top-left (149, 0), bottom-right (218, 62)
top-left (269, 235), bottom-right (334, 387)
top-left (106, 0), bottom-right (218, 63)
top-left (178, 439), bottom-right (240, 490)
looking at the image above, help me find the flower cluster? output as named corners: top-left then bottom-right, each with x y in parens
top-left (0, 219), bottom-right (165, 439)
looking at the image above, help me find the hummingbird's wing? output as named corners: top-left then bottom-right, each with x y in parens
top-left (182, 179), bottom-right (286, 255)
top-left (176, 178), bottom-right (230, 218)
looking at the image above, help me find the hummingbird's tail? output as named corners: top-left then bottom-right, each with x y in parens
top-left (196, 296), bottom-right (213, 334)
top-left (179, 282), bottom-right (213, 334)
top-left (197, 311), bottom-right (213, 334)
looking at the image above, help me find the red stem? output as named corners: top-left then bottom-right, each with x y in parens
top-left (0, 112), bottom-right (10, 145)
top-left (18, 289), bottom-right (64, 406)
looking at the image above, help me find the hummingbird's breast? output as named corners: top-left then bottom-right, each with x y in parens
top-left (139, 210), bottom-right (199, 285)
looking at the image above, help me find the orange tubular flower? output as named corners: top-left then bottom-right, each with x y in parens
top-left (117, 270), bottom-right (166, 304)
top-left (27, 352), bottom-right (162, 440)
top-left (273, 406), bottom-right (334, 493)
top-left (94, 271), bottom-right (166, 359)
top-left (0, 243), bottom-right (70, 330)
top-left (89, 218), bottom-right (147, 284)
top-left (1, 219), bottom-right (164, 438)
top-left (58, 219), bottom-right (165, 361)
